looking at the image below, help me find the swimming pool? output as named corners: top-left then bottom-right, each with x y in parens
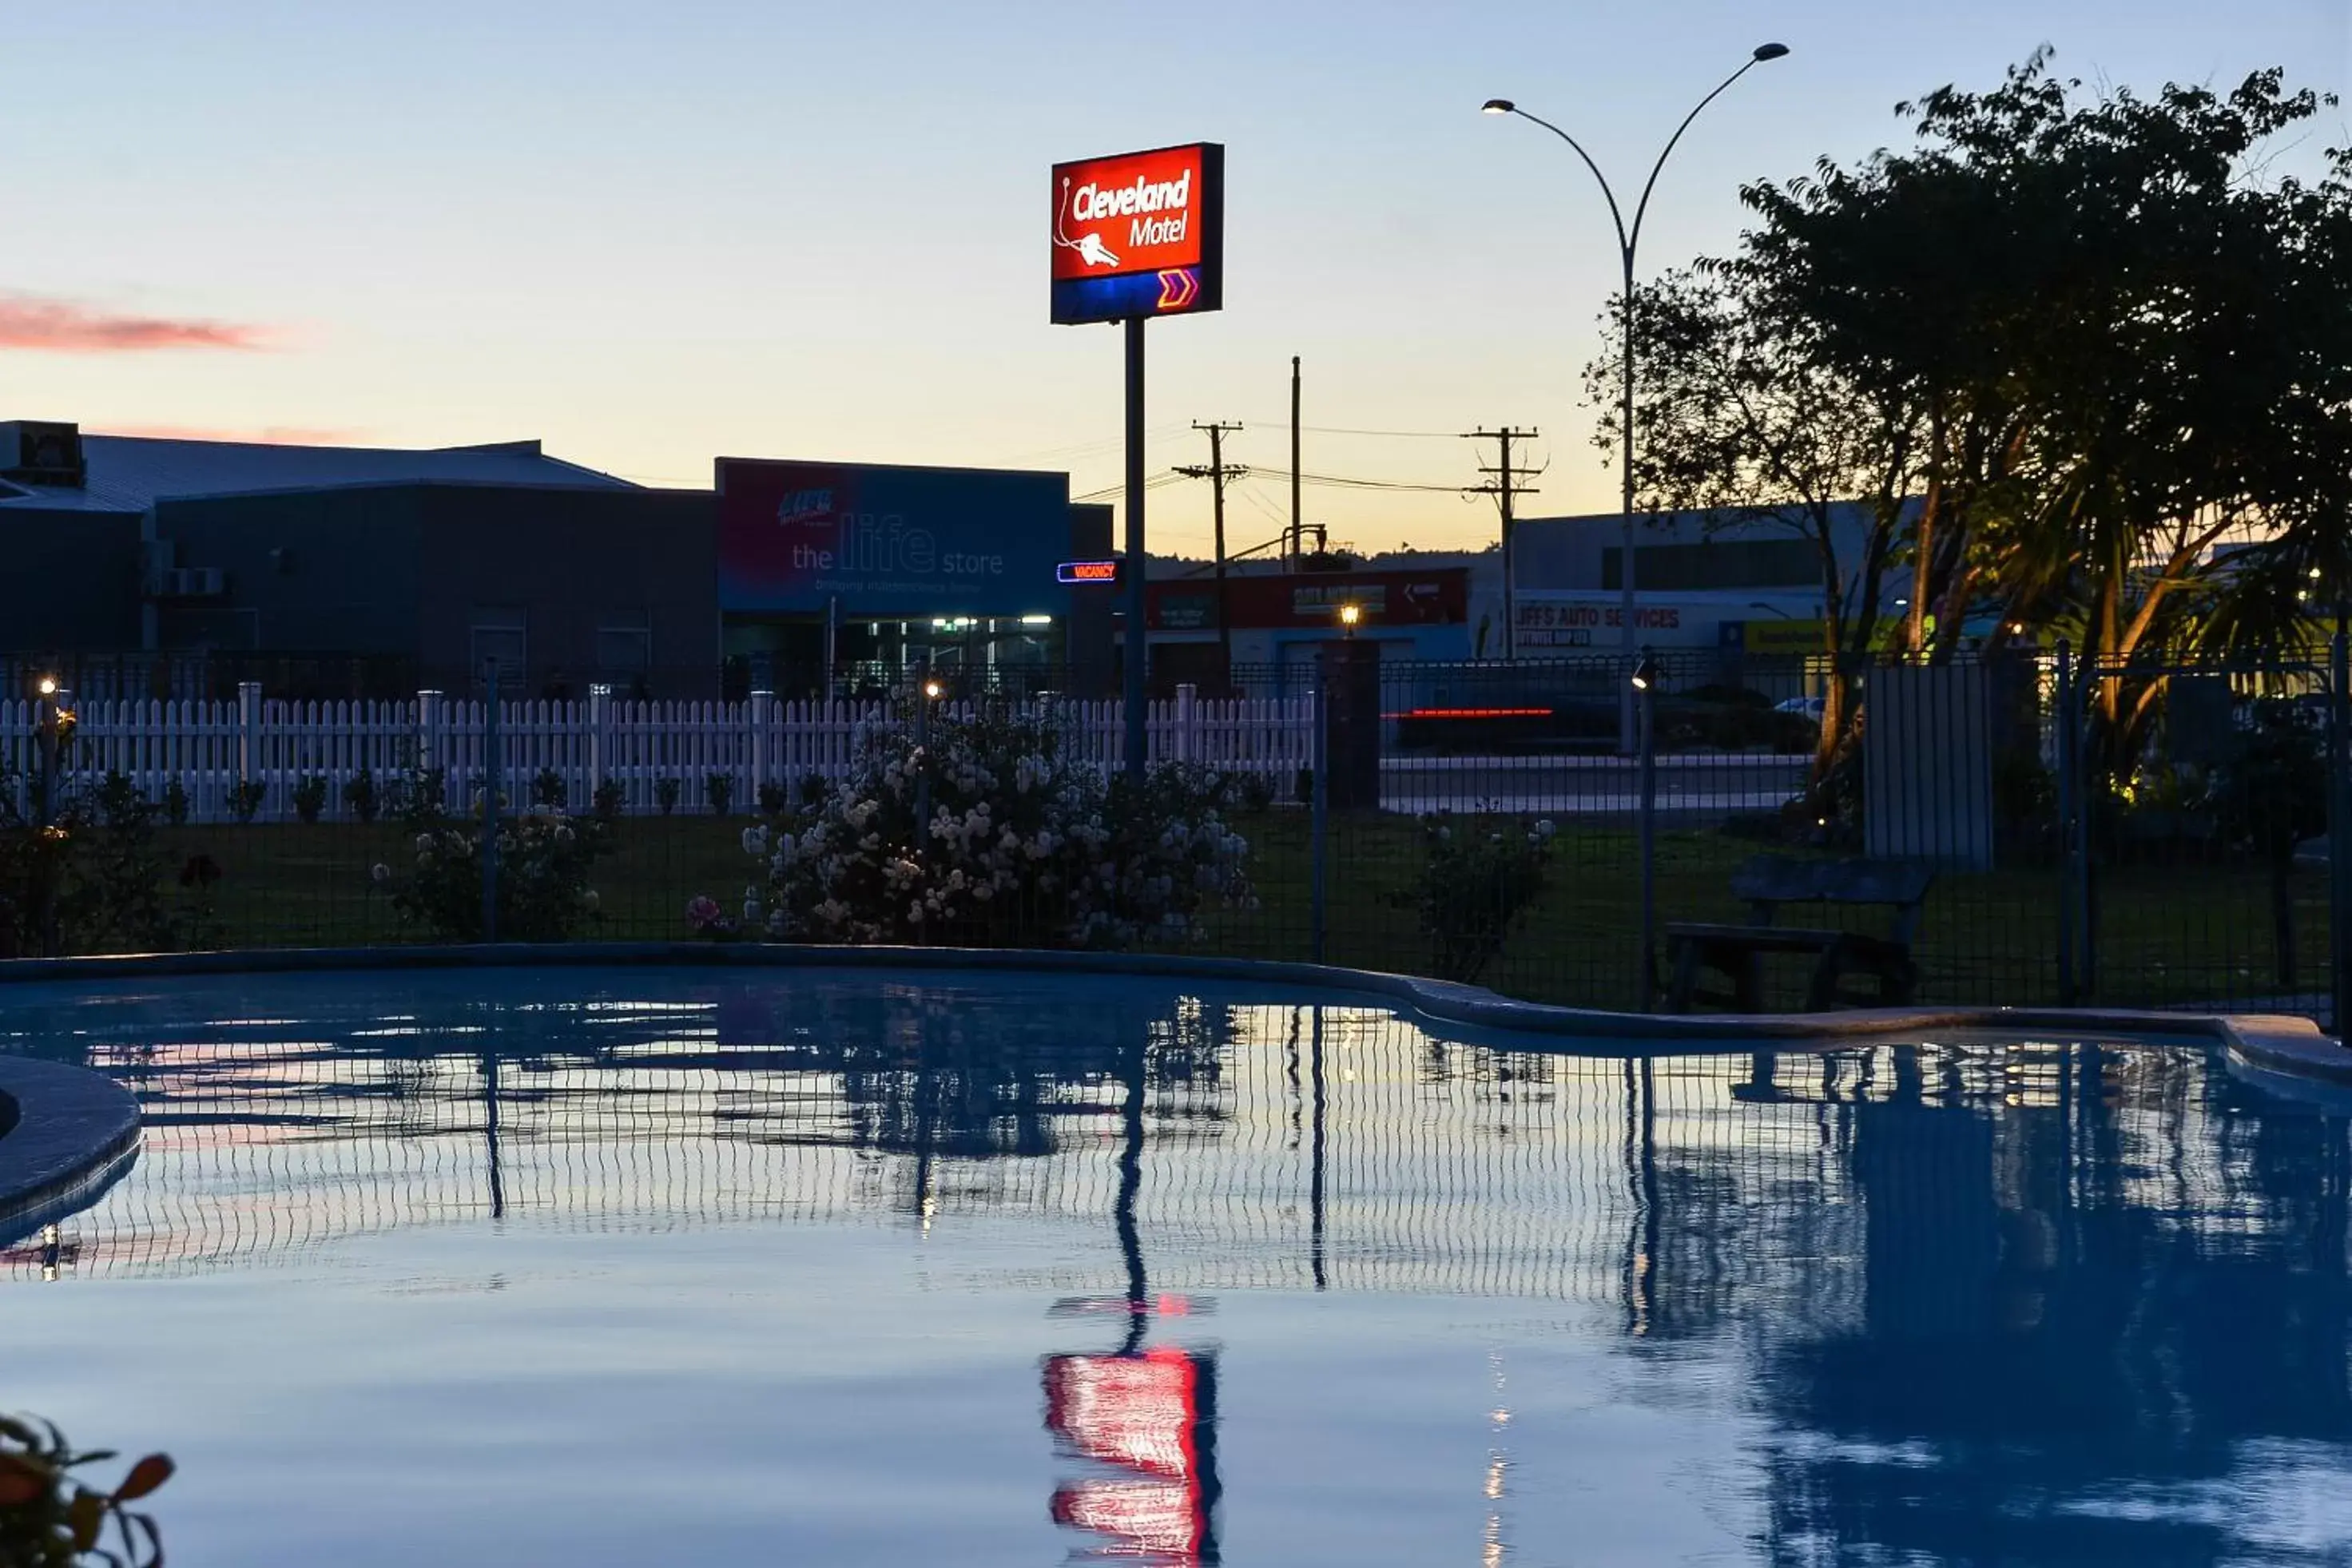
top-left (6, 964), bottom-right (2351, 1565)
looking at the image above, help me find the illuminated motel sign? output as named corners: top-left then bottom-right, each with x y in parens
top-left (1056, 558), bottom-right (1122, 586)
top-left (1051, 143), bottom-right (1225, 326)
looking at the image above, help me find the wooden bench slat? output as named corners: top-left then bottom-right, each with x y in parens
top-left (1663, 854), bottom-right (1933, 1014)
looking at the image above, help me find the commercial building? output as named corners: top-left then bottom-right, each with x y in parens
top-left (1, 423), bottom-right (1114, 701)
top-left (716, 458), bottom-right (1114, 696)
top-left (1510, 503), bottom-right (1909, 659)
top-left (0, 419), bottom-right (705, 695)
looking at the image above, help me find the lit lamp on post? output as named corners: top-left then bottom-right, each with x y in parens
top-left (1484, 42), bottom-right (1790, 756)
top-left (1630, 649), bottom-right (1661, 1007)
top-left (1338, 601), bottom-right (1362, 641)
top-left (32, 676), bottom-right (72, 830)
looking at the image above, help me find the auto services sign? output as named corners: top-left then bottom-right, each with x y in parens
top-left (1051, 142), bottom-right (1224, 325)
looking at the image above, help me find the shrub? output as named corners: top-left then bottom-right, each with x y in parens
top-left (1408, 812), bottom-right (1555, 986)
top-left (530, 768), bottom-right (567, 810)
top-left (160, 778), bottom-right (190, 828)
top-left (0, 1412), bottom-right (173, 1567)
top-left (228, 780), bottom-right (268, 824)
top-left (757, 781), bottom-right (792, 816)
top-left (0, 772), bottom-right (221, 959)
top-left (342, 769), bottom-right (380, 824)
top-left (738, 711), bottom-right (1252, 948)
top-left (705, 773), bottom-right (734, 816)
top-left (378, 797), bottom-right (614, 943)
top-left (592, 778), bottom-right (626, 823)
top-left (387, 765), bottom-right (447, 820)
top-left (654, 776), bottom-right (682, 816)
top-left (292, 775), bottom-right (328, 824)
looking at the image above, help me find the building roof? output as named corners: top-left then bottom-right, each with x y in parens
top-left (0, 433), bottom-right (636, 515)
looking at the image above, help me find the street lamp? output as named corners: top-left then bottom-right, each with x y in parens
top-left (1338, 602), bottom-right (1362, 639)
top-left (1484, 42), bottom-right (1790, 753)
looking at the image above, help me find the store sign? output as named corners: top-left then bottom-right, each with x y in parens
top-left (1057, 558), bottom-right (1122, 586)
top-left (1144, 571), bottom-right (1466, 632)
top-left (717, 458), bottom-right (1069, 617)
top-left (1051, 143), bottom-right (1225, 325)
top-left (1741, 618), bottom-right (1826, 655)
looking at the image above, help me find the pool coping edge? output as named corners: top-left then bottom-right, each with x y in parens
top-left (0, 940), bottom-right (2338, 1074)
top-left (0, 1056), bottom-right (141, 1233)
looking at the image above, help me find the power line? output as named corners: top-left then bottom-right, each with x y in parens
top-left (1243, 419), bottom-right (1463, 440)
top-left (1242, 467), bottom-right (1471, 495)
top-left (1073, 472), bottom-right (1187, 504)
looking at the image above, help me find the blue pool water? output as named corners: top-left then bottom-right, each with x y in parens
top-left (6, 967), bottom-right (2352, 1565)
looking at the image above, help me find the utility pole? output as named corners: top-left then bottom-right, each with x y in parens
top-left (1464, 427), bottom-right (1541, 661)
top-left (1174, 421), bottom-right (1246, 693)
top-left (1289, 356), bottom-right (1302, 566)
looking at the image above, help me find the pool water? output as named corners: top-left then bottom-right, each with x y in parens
top-left (6, 967), bottom-right (2352, 1566)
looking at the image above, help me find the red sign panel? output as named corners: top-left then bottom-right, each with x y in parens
top-left (1145, 570), bottom-right (1470, 631)
top-left (1051, 143), bottom-right (1225, 325)
top-left (1054, 145), bottom-right (1207, 280)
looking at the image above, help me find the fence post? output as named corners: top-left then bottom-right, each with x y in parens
top-left (481, 661), bottom-right (501, 943)
top-left (1174, 683), bottom-right (1197, 766)
top-left (1311, 670), bottom-right (1329, 965)
top-left (588, 683), bottom-right (611, 808)
top-left (237, 681), bottom-right (262, 799)
top-left (2332, 626), bottom-right (2350, 1039)
top-left (2054, 641), bottom-right (2077, 1007)
top-left (912, 662), bottom-right (932, 865)
top-left (416, 688), bottom-right (443, 815)
top-left (1637, 666), bottom-right (1657, 1011)
top-left (749, 688), bottom-right (773, 811)
top-left (2064, 644), bottom-right (2096, 999)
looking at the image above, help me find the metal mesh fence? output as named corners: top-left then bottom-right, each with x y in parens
top-left (2, 643), bottom-right (2345, 1025)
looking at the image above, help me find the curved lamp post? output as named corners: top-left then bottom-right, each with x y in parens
top-left (1484, 42), bottom-right (1790, 752)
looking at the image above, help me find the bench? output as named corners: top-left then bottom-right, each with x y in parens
top-left (1663, 855), bottom-right (1936, 1014)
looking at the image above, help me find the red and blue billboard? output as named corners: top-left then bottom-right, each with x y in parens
top-left (717, 458), bottom-right (1071, 617)
top-left (1051, 143), bottom-right (1225, 326)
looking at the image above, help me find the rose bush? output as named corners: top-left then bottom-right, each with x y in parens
top-left (378, 785), bottom-right (614, 943)
top-left (1408, 811), bottom-right (1556, 985)
top-left (720, 712), bottom-right (1254, 948)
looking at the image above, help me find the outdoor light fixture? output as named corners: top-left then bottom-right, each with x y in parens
top-left (1482, 99), bottom-right (1515, 115)
top-left (36, 676), bottom-right (56, 697)
top-left (1752, 42), bottom-right (1791, 61)
top-left (923, 680), bottom-right (944, 701)
top-left (1339, 602), bottom-right (1363, 638)
top-left (1630, 653), bottom-right (1660, 693)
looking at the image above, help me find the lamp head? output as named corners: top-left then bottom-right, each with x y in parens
top-left (1481, 99), bottom-right (1516, 116)
top-left (922, 680), bottom-right (943, 701)
top-left (1752, 42), bottom-right (1790, 61)
top-left (36, 676), bottom-right (57, 697)
top-left (1630, 653), bottom-right (1660, 693)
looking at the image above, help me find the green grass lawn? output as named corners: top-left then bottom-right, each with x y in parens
top-left (146, 810), bottom-right (2333, 1016)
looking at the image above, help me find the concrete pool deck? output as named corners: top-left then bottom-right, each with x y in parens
top-left (0, 941), bottom-right (2342, 1209)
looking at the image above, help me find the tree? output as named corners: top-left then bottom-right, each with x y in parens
top-left (1608, 51), bottom-right (2352, 780)
top-left (1587, 268), bottom-right (1917, 775)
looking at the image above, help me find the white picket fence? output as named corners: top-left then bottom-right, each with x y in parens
top-left (0, 685), bottom-right (1314, 825)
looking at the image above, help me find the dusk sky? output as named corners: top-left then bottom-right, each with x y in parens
top-left (7, 1), bottom-right (2347, 558)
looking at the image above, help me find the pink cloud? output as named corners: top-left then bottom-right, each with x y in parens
top-left (101, 424), bottom-right (361, 447)
top-left (0, 293), bottom-right (269, 352)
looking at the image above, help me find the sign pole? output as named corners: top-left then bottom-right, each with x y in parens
top-left (1123, 316), bottom-right (1148, 784)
